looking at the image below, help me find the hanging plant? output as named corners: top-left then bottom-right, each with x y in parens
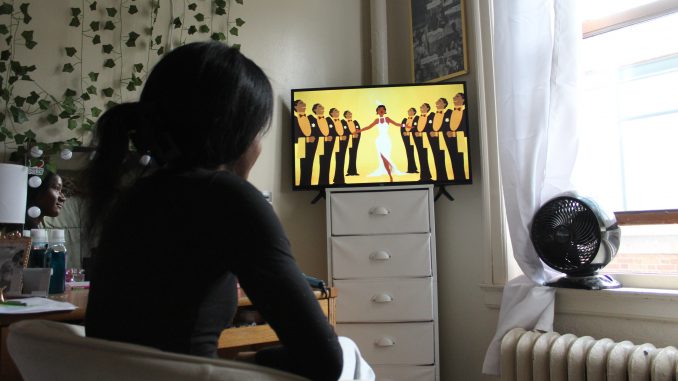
top-left (0, 0), bottom-right (245, 169)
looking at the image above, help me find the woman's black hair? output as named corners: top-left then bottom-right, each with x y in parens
top-left (84, 41), bottom-right (273, 238)
top-left (376, 105), bottom-right (386, 113)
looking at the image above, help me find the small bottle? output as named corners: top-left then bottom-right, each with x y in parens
top-left (46, 229), bottom-right (67, 294)
top-left (28, 229), bottom-right (48, 268)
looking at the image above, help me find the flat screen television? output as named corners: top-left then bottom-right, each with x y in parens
top-left (291, 82), bottom-right (471, 191)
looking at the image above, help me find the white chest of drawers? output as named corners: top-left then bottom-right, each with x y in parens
top-left (326, 185), bottom-right (439, 381)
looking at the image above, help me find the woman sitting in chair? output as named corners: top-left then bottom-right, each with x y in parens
top-left (83, 41), bottom-right (371, 381)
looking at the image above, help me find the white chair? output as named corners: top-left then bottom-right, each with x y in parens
top-left (7, 319), bottom-right (309, 381)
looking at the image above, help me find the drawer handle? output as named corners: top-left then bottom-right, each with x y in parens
top-left (369, 251), bottom-right (391, 261)
top-left (375, 337), bottom-right (396, 347)
top-left (369, 206), bottom-right (390, 216)
top-left (371, 294), bottom-right (394, 303)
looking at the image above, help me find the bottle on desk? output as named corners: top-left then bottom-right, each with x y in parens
top-left (46, 229), bottom-right (67, 294)
top-left (28, 229), bottom-right (49, 268)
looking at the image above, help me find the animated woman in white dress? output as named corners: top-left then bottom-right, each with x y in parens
top-left (360, 105), bottom-right (403, 182)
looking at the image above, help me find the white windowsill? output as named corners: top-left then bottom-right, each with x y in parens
top-left (481, 283), bottom-right (678, 323)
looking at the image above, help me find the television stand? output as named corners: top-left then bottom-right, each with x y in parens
top-left (434, 186), bottom-right (454, 202)
top-left (310, 189), bottom-right (326, 204)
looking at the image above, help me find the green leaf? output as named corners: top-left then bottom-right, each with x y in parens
top-left (187, 25), bottom-right (197, 35)
top-left (24, 129), bottom-right (35, 140)
top-left (64, 88), bottom-right (77, 97)
top-left (86, 85), bottom-right (97, 95)
top-left (62, 63), bottom-right (74, 73)
top-left (21, 30), bottom-right (34, 46)
top-left (0, 88), bottom-right (9, 101)
top-left (14, 133), bottom-right (25, 144)
top-left (0, 115), bottom-right (5, 127)
top-left (80, 92), bottom-right (90, 101)
top-left (92, 34), bottom-right (101, 44)
top-left (106, 7), bottom-right (117, 17)
top-left (26, 91), bottom-right (39, 104)
top-left (104, 21), bottom-right (115, 30)
top-left (14, 96), bottom-right (25, 107)
top-left (0, 62), bottom-right (4, 73)
top-left (199, 25), bottom-right (209, 33)
top-left (10, 106), bottom-right (28, 123)
top-left (133, 76), bottom-right (142, 86)
top-left (126, 31), bottom-right (139, 47)
top-left (210, 32), bottom-right (225, 41)
top-left (194, 13), bottom-right (204, 22)
top-left (235, 18), bottom-right (245, 27)
top-left (126, 81), bottom-right (136, 91)
top-left (133, 63), bottom-right (143, 73)
top-left (102, 44), bottom-right (114, 54)
top-left (46, 114), bottom-right (58, 124)
top-left (38, 99), bottom-right (50, 110)
top-left (0, 49), bottom-right (9, 60)
top-left (231, 43), bottom-right (241, 50)
top-left (0, 24), bottom-right (8, 34)
top-left (188, 3), bottom-right (197, 11)
top-left (90, 21), bottom-right (100, 31)
top-left (102, 87), bottom-right (114, 97)
top-left (229, 26), bottom-right (238, 36)
top-left (0, 132), bottom-right (5, 142)
top-left (157, 46), bottom-right (164, 55)
top-left (215, 0), bottom-right (226, 7)
top-left (235, 0), bottom-right (243, 4)
top-left (103, 58), bottom-right (115, 68)
top-left (154, 35), bottom-right (162, 45)
top-left (5, 35), bottom-right (12, 45)
top-left (59, 110), bottom-right (71, 119)
top-left (70, 17), bottom-right (80, 27)
top-left (71, 7), bottom-right (81, 16)
top-left (25, 39), bottom-right (36, 49)
top-left (20, 3), bottom-right (31, 24)
top-left (25, 64), bottom-right (35, 72)
top-left (88, 72), bottom-right (99, 81)
top-left (89, 1), bottom-right (97, 11)
top-left (128, 5), bottom-right (138, 14)
top-left (0, 3), bottom-right (13, 15)
top-left (91, 107), bottom-right (102, 117)
top-left (67, 118), bottom-right (78, 130)
top-left (173, 17), bottom-right (182, 28)
top-left (105, 100), bottom-right (118, 109)
top-left (65, 47), bottom-right (77, 57)
top-left (215, 7), bottom-right (225, 15)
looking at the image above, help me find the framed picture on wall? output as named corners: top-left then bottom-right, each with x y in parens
top-left (410, 0), bottom-right (468, 83)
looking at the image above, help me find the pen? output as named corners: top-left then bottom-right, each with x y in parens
top-left (0, 301), bottom-right (27, 306)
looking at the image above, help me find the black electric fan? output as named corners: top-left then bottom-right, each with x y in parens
top-left (530, 194), bottom-right (622, 290)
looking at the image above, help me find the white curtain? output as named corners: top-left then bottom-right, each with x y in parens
top-left (482, 0), bottom-right (581, 375)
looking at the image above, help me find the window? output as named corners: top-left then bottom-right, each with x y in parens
top-left (574, 0), bottom-right (678, 276)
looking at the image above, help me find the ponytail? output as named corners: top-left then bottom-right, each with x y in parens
top-left (83, 102), bottom-right (144, 240)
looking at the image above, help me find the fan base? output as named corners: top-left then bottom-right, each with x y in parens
top-left (547, 274), bottom-right (621, 290)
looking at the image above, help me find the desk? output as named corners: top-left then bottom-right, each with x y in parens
top-left (0, 287), bottom-right (336, 381)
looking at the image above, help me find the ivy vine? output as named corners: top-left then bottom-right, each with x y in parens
top-left (0, 0), bottom-right (245, 169)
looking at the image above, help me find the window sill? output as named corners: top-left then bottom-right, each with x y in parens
top-left (481, 283), bottom-right (678, 323)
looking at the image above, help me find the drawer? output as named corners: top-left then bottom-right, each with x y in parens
top-left (330, 190), bottom-right (430, 235)
top-left (331, 234), bottom-right (431, 278)
top-left (334, 278), bottom-right (433, 322)
top-left (336, 322), bottom-right (435, 365)
top-left (373, 365), bottom-right (436, 381)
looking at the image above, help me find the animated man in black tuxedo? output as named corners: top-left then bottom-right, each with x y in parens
top-left (293, 99), bottom-right (318, 187)
top-left (443, 92), bottom-right (468, 180)
top-left (400, 107), bottom-right (419, 173)
top-left (343, 110), bottom-right (361, 176)
top-left (329, 108), bottom-right (349, 184)
top-left (309, 103), bottom-right (335, 186)
top-left (413, 103), bottom-right (432, 181)
top-left (427, 98), bottom-right (452, 181)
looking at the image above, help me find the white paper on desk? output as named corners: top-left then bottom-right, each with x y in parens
top-left (0, 297), bottom-right (77, 315)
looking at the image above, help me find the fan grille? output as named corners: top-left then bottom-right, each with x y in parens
top-left (531, 196), bottom-right (602, 275)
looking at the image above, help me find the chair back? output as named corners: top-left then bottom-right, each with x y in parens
top-left (7, 319), bottom-right (309, 381)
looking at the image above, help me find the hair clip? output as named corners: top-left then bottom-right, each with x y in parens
top-left (139, 153), bottom-right (152, 166)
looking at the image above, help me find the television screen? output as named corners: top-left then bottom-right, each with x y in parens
top-left (291, 82), bottom-right (471, 190)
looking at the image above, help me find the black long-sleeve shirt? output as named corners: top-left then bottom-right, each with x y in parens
top-left (85, 168), bottom-right (342, 381)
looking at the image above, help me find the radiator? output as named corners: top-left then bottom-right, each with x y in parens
top-left (501, 327), bottom-right (678, 381)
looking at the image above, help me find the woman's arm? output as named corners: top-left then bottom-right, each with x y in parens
top-left (386, 117), bottom-right (401, 127)
top-left (226, 182), bottom-right (342, 381)
top-left (360, 118), bottom-right (378, 132)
